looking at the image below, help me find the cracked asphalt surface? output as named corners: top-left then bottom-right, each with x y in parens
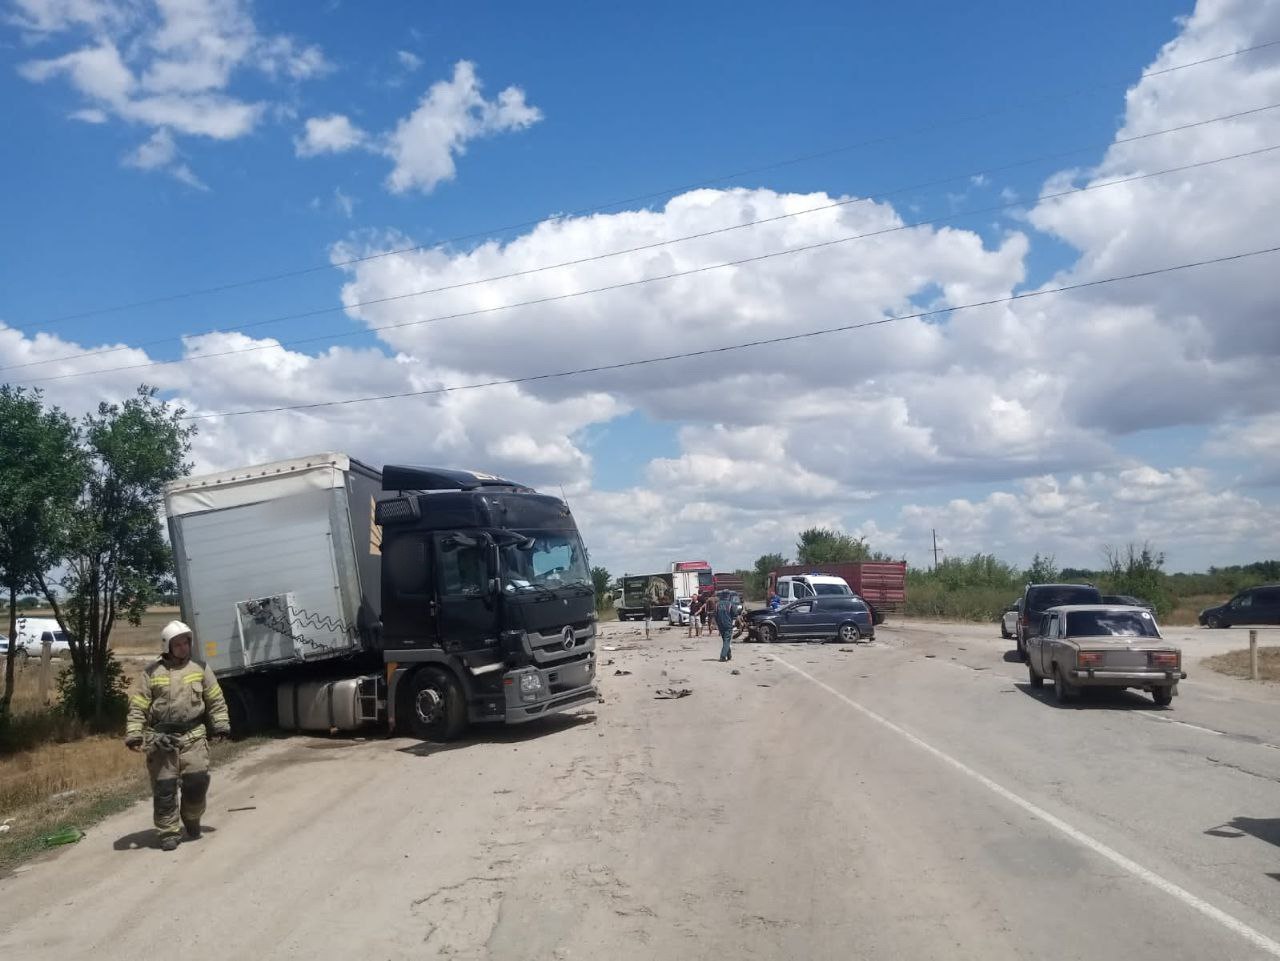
top-left (3, 619), bottom-right (1280, 959)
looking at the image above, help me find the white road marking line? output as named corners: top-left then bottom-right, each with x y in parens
top-left (765, 650), bottom-right (1280, 958)
top-left (1135, 713), bottom-right (1227, 737)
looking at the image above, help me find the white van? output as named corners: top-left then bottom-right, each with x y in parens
top-left (14, 617), bottom-right (72, 656)
top-left (775, 574), bottom-right (854, 604)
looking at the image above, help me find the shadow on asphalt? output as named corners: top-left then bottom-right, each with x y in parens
top-left (1011, 682), bottom-right (1166, 711)
top-left (397, 712), bottom-right (597, 757)
top-left (113, 825), bottom-right (218, 851)
top-left (1205, 818), bottom-right (1280, 850)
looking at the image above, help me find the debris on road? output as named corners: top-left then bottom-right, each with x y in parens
top-left (39, 826), bottom-right (84, 847)
top-left (925, 654), bottom-right (937, 658)
top-left (839, 648), bottom-right (854, 653)
top-left (757, 683), bottom-right (771, 688)
top-left (603, 645), bottom-right (618, 651)
top-left (731, 669), bottom-right (741, 675)
top-left (227, 806), bottom-right (257, 812)
top-left (654, 688), bottom-right (693, 700)
top-left (614, 669), bottom-right (632, 676)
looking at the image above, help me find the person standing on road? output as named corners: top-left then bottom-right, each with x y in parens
top-left (688, 592), bottom-right (705, 638)
top-left (125, 620), bottom-right (230, 851)
top-left (715, 591), bottom-right (736, 662)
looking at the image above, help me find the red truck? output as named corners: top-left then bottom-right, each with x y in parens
top-left (766, 562), bottom-right (907, 614)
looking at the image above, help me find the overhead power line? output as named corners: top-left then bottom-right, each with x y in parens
top-left (182, 243), bottom-right (1280, 421)
top-left (20, 141), bottom-right (1280, 386)
top-left (11, 36), bottom-right (1280, 332)
top-left (8, 100), bottom-right (1277, 375)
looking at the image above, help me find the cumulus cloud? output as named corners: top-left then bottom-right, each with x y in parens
top-left (383, 60), bottom-right (542, 193)
top-left (122, 126), bottom-right (207, 188)
top-left (295, 61), bottom-right (541, 192)
top-left (295, 113), bottom-right (368, 157)
top-left (16, 0), bottom-right (328, 181)
top-left (6, 0), bottom-right (1280, 575)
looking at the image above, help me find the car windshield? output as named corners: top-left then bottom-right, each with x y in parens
top-left (1066, 610), bottom-right (1160, 638)
top-left (813, 583), bottom-right (852, 596)
top-left (499, 532), bottom-right (591, 592)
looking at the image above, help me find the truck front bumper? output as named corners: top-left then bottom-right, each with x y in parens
top-left (504, 654), bottom-right (597, 723)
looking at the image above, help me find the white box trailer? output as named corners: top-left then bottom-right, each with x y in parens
top-left (164, 453), bottom-right (387, 678)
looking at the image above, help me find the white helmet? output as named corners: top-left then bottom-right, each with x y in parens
top-left (161, 620), bottom-right (194, 653)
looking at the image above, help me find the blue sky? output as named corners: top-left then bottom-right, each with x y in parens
top-left (3, 0), bottom-right (1278, 575)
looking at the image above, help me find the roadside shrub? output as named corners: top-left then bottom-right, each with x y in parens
top-left (56, 653), bottom-right (129, 732)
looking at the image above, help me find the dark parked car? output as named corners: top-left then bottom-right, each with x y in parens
top-left (1102, 594), bottom-right (1153, 612)
top-left (1199, 584), bottom-right (1280, 628)
top-left (1017, 582), bottom-right (1103, 659)
top-left (746, 596), bottom-right (874, 644)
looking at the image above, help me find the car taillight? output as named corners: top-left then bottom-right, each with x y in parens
top-left (1077, 651), bottom-right (1105, 667)
top-left (1150, 652), bottom-right (1180, 669)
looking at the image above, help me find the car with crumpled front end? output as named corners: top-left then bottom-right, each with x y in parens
top-left (1025, 604), bottom-right (1185, 706)
top-left (745, 596), bottom-right (874, 644)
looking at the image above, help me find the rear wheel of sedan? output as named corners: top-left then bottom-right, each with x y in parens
top-left (838, 623), bottom-right (861, 644)
top-left (759, 624), bottom-right (777, 644)
top-left (1151, 686), bottom-right (1173, 707)
top-left (1027, 661), bottom-right (1044, 689)
top-left (1053, 664), bottom-right (1077, 704)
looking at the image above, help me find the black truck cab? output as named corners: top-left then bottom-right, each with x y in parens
top-left (376, 466), bottom-right (598, 739)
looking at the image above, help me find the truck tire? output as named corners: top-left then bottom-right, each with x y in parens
top-left (406, 666), bottom-right (468, 741)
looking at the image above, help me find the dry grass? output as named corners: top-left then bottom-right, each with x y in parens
top-left (1164, 594), bottom-right (1222, 626)
top-left (1203, 646), bottom-right (1280, 682)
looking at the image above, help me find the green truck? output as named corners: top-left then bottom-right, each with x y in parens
top-left (617, 573), bottom-right (674, 621)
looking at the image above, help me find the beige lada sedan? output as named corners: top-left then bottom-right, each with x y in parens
top-left (1026, 605), bottom-right (1185, 706)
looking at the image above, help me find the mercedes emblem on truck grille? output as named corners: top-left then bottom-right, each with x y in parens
top-left (562, 626), bottom-right (576, 651)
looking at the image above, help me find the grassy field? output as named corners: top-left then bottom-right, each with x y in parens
top-left (1203, 646), bottom-right (1280, 683)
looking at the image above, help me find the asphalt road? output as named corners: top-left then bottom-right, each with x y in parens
top-left (3, 619), bottom-right (1280, 960)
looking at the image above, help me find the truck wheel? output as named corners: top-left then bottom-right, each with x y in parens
top-left (1027, 661), bottom-right (1044, 689)
top-left (1053, 664), bottom-right (1077, 704)
top-left (759, 624), bottom-right (777, 644)
top-left (1151, 686), bottom-right (1173, 707)
top-left (407, 667), bottom-right (468, 741)
top-left (838, 623), bottom-right (861, 644)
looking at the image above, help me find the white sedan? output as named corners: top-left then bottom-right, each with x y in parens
top-left (668, 597), bottom-right (694, 626)
top-left (1000, 599), bottom-right (1022, 640)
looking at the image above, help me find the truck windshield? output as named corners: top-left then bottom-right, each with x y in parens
top-left (500, 532), bottom-right (591, 593)
top-left (813, 583), bottom-right (852, 596)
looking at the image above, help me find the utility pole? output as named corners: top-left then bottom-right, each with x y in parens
top-left (932, 529), bottom-right (941, 571)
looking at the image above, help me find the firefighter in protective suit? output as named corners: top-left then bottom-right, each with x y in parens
top-left (125, 620), bottom-right (230, 851)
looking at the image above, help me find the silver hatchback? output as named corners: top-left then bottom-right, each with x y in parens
top-left (1026, 605), bottom-right (1185, 706)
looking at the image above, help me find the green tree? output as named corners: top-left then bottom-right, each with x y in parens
top-left (40, 387), bottom-right (195, 726)
top-left (747, 552), bottom-right (789, 599)
top-left (795, 527), bottom-right (897, 565)
top-left (590, 565), bottom-right (612, 611)
top-left (1025, 552), bottom-right (1059, 583)
top-left (0, 386), bottom-right (85, 720)
top-left (1102, 542), bottom-right (1172, 616)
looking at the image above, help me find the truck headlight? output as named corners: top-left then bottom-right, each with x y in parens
top-left (519, 673), bottom-right (543, 693)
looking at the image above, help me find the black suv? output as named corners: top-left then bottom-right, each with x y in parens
top-left (746, 596), bottom-right (874, 644)
top-left (1199, 584), bottom-right (1280, 628)
top-left (1017, 582), bottom-right (1103, 658)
